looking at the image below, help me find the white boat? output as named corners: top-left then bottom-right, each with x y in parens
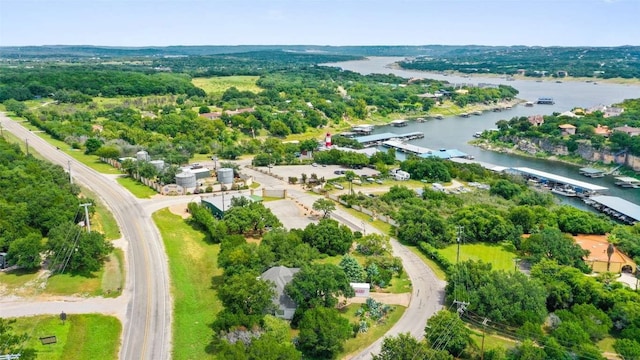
top-left (473, 131), bottom-right (483, 138)
top-left (551, 187), bottom-right (577, 197)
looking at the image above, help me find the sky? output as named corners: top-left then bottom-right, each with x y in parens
top-left (0, 0), bottom-right (638, 47)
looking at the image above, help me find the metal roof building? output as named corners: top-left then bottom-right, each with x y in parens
top-left (508, 167), bottom-right (608, 194)
top-left (421, 148), bottom-right (469, 160)
top-left (449, 158), bottom-right (508, 172)
top-left (201, 193), bottom-right (262, 218)
top-left (587, 196), bottom-right (640, 224)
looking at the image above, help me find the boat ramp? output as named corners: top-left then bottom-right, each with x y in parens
top-left (354, 132), bottom-right (424, 147)
top-left (584, 196), bottom-right (640, 225)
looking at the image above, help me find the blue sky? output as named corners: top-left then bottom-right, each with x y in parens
top-left (0, 0), bottom-right (638, 47)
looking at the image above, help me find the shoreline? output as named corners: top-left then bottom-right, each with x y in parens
top-left (386, 62), bottom-right (640, 86)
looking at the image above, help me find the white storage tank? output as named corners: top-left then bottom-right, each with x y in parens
top-left (175, 170), bottom-right (196, 188)
top-left (150, 160), bottom-right (165, 172)
top-left (136, 150), bottom-right (150, 162)
top-left (217, 168), bottom-right (234, 185)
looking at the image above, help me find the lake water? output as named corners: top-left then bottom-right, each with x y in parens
top-left (324, 57), bottom-right (640, 206)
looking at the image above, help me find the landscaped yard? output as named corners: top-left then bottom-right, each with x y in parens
top-left (438, 242), bottom-right (518, 272)
top-left (339, 304), bottom-right (407, 358)
top-left (153, 209), bottom-right (221, 360)
top-left (11, 314), bottom-right (121, 360)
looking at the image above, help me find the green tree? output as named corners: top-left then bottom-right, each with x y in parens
top-left (218, 272), bottom-right (276, 316)
top-left (0, 318), bottom-right (37, 359)
top-left (521, 228), bottom-right (589, 270)
top-left (285, 264), bottom-right (354, 310)
top-left (46, 222), bottom-right (113, 274)
top-left (302, 219), bottom-right (353, 256)
top-left (425, 310), bottom-right (471, 356)
top-left (3, 99), bottom-right (28, 117)
top-left (339, 255), bottom-right (366, 283)
top-left (7, 233), bottom-right (42, 270)
top-left (94, 146), bottom-right (121, 159)
top-left (84, 138), bottom-right (103, 155)
top-left (297, 307), bottom-right (352, 359)
top-left (508, 339), bottom-right (545, 360)
top-left (373, 333), bottom-right (453, 360)
top-left (312, 198), bottom-right (336, 219)
top-left (614, 339), bottom-right (640, 360)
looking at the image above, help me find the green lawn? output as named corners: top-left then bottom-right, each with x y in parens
top-left (192, 76), bottom-right (261, 95)
top-left (340, 304), bottom-right (407, 358)
top-left (154, 209), bottom-right (221, 360)
top-left (11, 314), bottom-right (121, 360)
top-left (438, 243), bottom-right (518, 272)
top-left (597, 336), bottom-right (616, 353)
top-left (116, 175), bottom-right (158, 199)
top-left (78, 185), bottom-right (120, 240)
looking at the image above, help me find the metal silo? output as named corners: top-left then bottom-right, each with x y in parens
top-left (150, 160), bottom-right (165, 172)
top-left (136, 150), bottom-right (150, 162)
top-left (175, 170), bottom-right (197, 188)
top-left (217, 168), bottom-right (234, 185)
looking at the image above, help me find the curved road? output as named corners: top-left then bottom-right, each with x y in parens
top-left (240, 165), bottom-right (446, 359)
top-left (0, 114), bottom-right (171, 360)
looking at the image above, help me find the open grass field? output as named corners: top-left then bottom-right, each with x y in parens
top-left (115, 175), bottom-right (158, 198)
top-left (11, 314), bottom-right (121, 360)
top-left (340, 304), bottom-right (407, 358)
top-left (438, 243), bottom-right (518, 272)
top-left (77, 185), bottom-right (121, 240)
top-left (192, 76), bottom-right (262, 95)
top-left (154, 209), bottom-right (222, 360)
top-left (0, 250), bottom-right (124, 297)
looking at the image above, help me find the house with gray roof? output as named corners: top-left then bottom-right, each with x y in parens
top-left (260, 266), bottom-right (300, 320)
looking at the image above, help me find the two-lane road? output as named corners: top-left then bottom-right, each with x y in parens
top-left (1, 114), bottom-right (171, 360)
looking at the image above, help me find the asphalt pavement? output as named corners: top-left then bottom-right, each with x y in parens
top-left (0, 114), bottom-right (172, 360)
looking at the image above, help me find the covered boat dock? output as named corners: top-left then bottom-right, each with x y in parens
top-left (584, 196), bottom-right (640, 225)
top-left (355, 132), bottom-right (424, 147)
top-left (508, 167), bottom-right (608, 196)
top-left (579, 167), bottom-right (605, 178)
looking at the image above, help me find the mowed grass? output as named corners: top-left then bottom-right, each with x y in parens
top-left (78, 185), bottom-right (121, 240)
top-left (192, 76), bottom-right (262, 95)
top-left (116, 175), bottom-right (158, 198)
top-left (11, 314), bottom-right (121, 360)
top-left (439, 243), bottom-right (518, 272)
top-left (154, 209), bottom-right (222, 360)
top-left (340, 304), bottom-right (407, 358)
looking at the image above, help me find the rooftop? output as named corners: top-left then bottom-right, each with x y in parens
top-left (574, 234), bottom-right (636, 265)
top-left (510, 167), bottom-right (608, 192)
top-left (260, 266), bottom-right (300, 309)
top-left (589, 195), bottom-right (640, 222)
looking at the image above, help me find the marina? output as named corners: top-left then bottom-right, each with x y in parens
top-left (584, 196), bottom-right (640, 225)
top-left (579, 167), bottom-right (605, 178)
top-left (507, 167), bottom-right (608, 197)
top-left (382, 140), bottom-right (470, 159)
top-left (390, 119), bottom-right (408, 127)
top-left (354, 131), bottom-right (424, 147)
top-left (614, 176), bottom-right (640, 188)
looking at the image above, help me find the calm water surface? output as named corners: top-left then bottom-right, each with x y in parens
top-left (324, 57), bottom-right (640, 206)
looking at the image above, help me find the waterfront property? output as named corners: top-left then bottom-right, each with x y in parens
top-left (579, 167), bottom-right (605, 178)
top-left (382, 140), bottom-right (432, 155)
top-left (583, 195), bottom-right (640, 225)
top-left (507, 167), bottom-right (608, 197)
top-left (574, 234), bottom-right (636, 274)
top-left (355, 132), bottom-right (424, 147)
top-left (614, 176), bottom-right (640, 188)
top-left (352, 124), bottom-right (376, 135)
top-left (390, 119), bottom-right (408, 127)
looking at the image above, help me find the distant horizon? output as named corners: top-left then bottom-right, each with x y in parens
top-left (1, 0), bottom-right (638, 47)
top-left (1, 43), bottom-right (638, 48)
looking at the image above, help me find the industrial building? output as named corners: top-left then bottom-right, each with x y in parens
top-left (201, 193), bottom-right (262, 218)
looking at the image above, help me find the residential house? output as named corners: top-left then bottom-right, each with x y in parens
top-left (260, 266), bottom-right (300, 320)
top-left (559, 124), bottom-right (577, 136)
top-left (594, 124), bottom-right (612, 137)
top-left (527, 115), bottom-right (544, 127)
top-left (613, 125), bottom-right (640, 137)
top-left (604, 107), bottom-right (624, 118)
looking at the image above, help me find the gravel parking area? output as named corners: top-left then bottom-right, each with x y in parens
top-left (263, 199), bottom-right (316, 230)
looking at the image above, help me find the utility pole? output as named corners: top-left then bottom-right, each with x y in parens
top-left (25, 138), bottom-right (29, 155)
top-left (68, 160), bottom-right (73, 184)
top-left (0, 122), bottom-right (3, 136)
top-left (480, 318), bottom-right (490, 360)
top-left (456, 225), bottom-right (464, 264)
top-left (80, 203), bottom-right (92, 232)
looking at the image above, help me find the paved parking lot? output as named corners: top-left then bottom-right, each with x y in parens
top-left (262, 164), bottom-right (379, 181)
top-left (263, 199), bottom-right (316, 230)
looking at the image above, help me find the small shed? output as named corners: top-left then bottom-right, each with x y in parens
top-left (350, 283), bottom-right (371, 298)
top-left (0, 252), bottom-right (7, 269)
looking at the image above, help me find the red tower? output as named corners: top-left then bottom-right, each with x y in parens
top-left (325, 133), bottom-right (332, 148)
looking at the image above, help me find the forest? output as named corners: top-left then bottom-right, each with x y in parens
top-left (399, 46), bottom-right (640, 79)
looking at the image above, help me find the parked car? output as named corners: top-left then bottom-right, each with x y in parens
top-left (334, 170), bottom-right (346, 175)
top-left (312, 163), bottom-right (318, 167)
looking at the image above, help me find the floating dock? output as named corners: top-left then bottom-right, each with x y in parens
top-left (579, 167), bottom-right (605, 178)
top-left (355, 132), bottom-right (424, 147)
top-left (614, 176), bottom-right (640, 188)
top-left (390, 119), bottom-right (408, 127)
top-left (536, 97), bottom-right (555, 105)
top-left (507, 167), bottom-right (607, 196)
top-left (584, 196), bottom-right (640, 225)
